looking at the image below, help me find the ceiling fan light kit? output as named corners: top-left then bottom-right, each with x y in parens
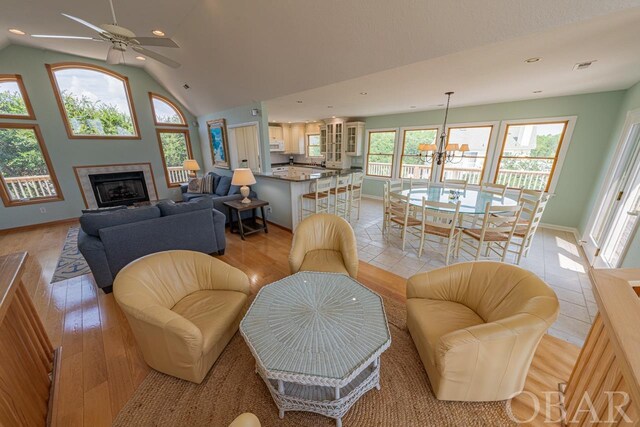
top-left (30, 0), bottom-right (181, 68)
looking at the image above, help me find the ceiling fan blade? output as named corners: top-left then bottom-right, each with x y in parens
top-left (106, 45), bottom-right (120, 65)
top-left (133, 37), bottom-right (179, 48)
top-left (132, 46), bottom-right (180, 68)
top-left (61, 13), bottom-right (107, 35)
top-left (31, 34), bottom-right (101, 41)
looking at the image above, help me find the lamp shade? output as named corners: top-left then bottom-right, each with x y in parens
top-left (445, 143), bottom-right (459, 152)
top-left (231, 168), bottom-right (256, 186)
top-left (459, 144), bottom-right (470, 152)
top-left (183, 159), bottom-right (201, 171)
top-left (419, 143), bottom-right (437, 152)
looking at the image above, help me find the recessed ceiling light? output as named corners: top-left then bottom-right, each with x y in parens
top-left (360, 92), bottom-right (367, 95)
top-left (533, 90), bottom-right (542, 93)
top-left (288, 121), bottom-right (292, 124)
top-left (331, 116), bottom-right (336, 119)
top-left (409, 106), bottom-right (416, 109)
top-left (525, 57), bottom-right (541, 63)
top-left (152, 29), bottom-right (165, 37)
top-left (135, 56), bottom-right (146, 61)
top-left (296, 100), bottom-right (303, 103)
top-left (327, 106), bottom-right (333, 109)
top-left (9, 28), bottom-right (26, 35)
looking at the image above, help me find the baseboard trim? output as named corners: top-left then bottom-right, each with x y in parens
top-left (540, 223), bottom-right (581, 243)
top-left (266, 220), bottom-right (292, 233)
top-left (362, 194), bottom-right (383, 201)
top-left (0, 217), bottom-right (79, 234)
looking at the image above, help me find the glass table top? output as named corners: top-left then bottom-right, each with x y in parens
top-left (399, 187), bottom-right (518, 214)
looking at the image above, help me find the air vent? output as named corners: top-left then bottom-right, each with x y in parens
top-left (573, 61), bottom-right (596, 71)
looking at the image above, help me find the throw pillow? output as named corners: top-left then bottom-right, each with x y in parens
top-left (215, 175), bottom-right (232, 196)
top-left (80, 206), bottom-right (161, 237)
top-left (201, 174), bottom-right (214, 194)
top-left (211, 173), bottom-right (221, 193)
top-left (187, 177), bottom-right (203, 193)
top-left (157, 198), bottom-right (214, 216)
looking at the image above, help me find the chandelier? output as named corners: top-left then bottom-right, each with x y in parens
top-left (419, 91), bottom-right (469, 165)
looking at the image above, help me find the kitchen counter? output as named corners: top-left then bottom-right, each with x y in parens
top-left (256, 166), bottom-right (362, 182)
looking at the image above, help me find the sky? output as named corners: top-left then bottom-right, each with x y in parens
top-left (53, 68), bottom-right (132, 116)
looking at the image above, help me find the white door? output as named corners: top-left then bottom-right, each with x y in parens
top-left (230, 124), bottom-right (261, 172)
top-left (583, 116), bottom-right (640, 267)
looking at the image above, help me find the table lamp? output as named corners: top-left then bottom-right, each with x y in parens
top-left (183, 159), bottom-right (201, 178)
top-left (231, 168), bottom-right (256, 203)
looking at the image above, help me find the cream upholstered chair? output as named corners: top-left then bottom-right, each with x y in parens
top-left (406, 261), bottom-right (559, 402)
top-left (113, 250), bottom-right (251, 383)
top-left (289, 213), bottom-right (358, 278)
top-left (229, 413), bottom-right (260, 427)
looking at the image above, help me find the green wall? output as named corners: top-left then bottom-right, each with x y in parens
top-left (197, 101), bottom-right (270, 176)
top-left (357, 91), bottom-right (626, 230)
top-left (0, 45), bottom-right (201, 230)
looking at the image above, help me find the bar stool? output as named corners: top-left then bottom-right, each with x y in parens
top-left (300, 177), bottom-right (332, 221)
top-left (333, 174), bottom-right (352, 222)
top-left (349, 172), bottom-right (364, 220)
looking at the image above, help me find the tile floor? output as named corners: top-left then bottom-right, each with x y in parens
top-left (351, 197), bottom-right (594, 347)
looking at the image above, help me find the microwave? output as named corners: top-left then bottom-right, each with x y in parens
top-left (270, 141), bottom-right (285, 152)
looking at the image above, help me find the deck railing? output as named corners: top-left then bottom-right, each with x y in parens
top-left (4, 175), bottom-right (56, 200)
top-left (366, 162), bottom-right (550, 190)
top-left (167, 166), bottom-right (190, 184)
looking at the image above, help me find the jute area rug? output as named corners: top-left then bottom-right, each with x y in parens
top-left (113, 295), bottom-right (516, 426)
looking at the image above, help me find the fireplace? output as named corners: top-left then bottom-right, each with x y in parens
top-left (89, 171), bottom-right (150, 207)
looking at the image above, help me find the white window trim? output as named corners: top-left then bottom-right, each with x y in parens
top-left (489, 116), bottom-right (577, 194)
top-left (364, 127), bottom-right (399, 180)
top-left (439, 120), bottom-right (500, 187)
top-left (306, 133), bottom-right (323, 159)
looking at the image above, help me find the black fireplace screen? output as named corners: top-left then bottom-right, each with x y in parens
top-left (89, 171), bottom-right (150, 207)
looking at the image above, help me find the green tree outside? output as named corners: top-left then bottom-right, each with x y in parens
top-left (61, 90), bottom-right (135, 136)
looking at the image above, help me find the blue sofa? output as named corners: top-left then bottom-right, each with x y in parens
top-left (77, 198), bottom-right (226, 293)
top-left (180, 172), bottom-right (256, 222)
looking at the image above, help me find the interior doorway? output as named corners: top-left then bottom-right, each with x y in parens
top-left (583, 109), bottom-right (640, 268)
top-left (228, 122), bottom-right (261, 173)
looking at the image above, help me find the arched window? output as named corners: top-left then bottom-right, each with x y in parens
top-left (46, 63), bottom-right (140, 139)
top-left (149, 93), bottom-right (187, 126)
top-left (0, 74), bottom-right (35, 120)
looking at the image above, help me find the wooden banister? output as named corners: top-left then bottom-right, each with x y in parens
top-left (563, 268), bottom-right (640, 425)
top-left (0, 252), bottom-right (59, 427)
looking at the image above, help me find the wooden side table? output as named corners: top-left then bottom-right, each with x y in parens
top-left (223, 199), bottom-right (269, 240)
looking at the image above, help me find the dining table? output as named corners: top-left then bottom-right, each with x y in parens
top-left (399, 187), bottom-right (519, 214)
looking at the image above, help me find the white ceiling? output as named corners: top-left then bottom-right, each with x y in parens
top-left (2, 0), bottom-right (640, 118)
top-left (267, 7), bottom-right (640, 122)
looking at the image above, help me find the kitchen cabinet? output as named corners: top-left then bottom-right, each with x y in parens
top-left (323, 118), bottom-right (350, 169)
top-left (269, 125), bottom-right (283, 142)
top-left (286, 123), bottom-right (305, 155)
top-left (345, 121), bottom-right (365, 156)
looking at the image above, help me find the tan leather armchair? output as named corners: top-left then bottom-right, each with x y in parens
top-left (113, 250), bottom-right (251, 383)
top-left (229, 413), bottom-right (260, 427)
top-left (289, 213), bottom-right (358, 278)
top-left (406, 261), bottom-right (559, 401)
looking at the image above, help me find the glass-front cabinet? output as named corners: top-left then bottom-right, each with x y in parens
top-left (321, 118), bottom-right (364, 169)
top-left (345, 121), bottom-right (365, 155)
top-left (319, 125), bottom-right (327, 154)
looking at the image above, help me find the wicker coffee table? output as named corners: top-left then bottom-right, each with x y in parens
top-left (240, 272), bottom-right (391, 426)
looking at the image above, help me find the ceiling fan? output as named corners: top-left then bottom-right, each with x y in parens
top-left (31, 0), bottom-right (181, 68)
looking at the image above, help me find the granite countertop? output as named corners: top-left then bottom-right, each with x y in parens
top-left (256, 166), bottom-right (362, 182)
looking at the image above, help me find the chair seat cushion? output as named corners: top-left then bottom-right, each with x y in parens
top-left (302, 191), bottom-right (329, 199)
top-left (407, 299), bottom-right (484, 366)
top-left (463, 228), bottom-right (509, 241)
top-left (299, 249), bottom-right (349, 275)
top-left (423, 224), bottom-right (455, 238)
top-left (390, 216), bottom-right (421, 226)
top-left (172, 290), bottom-right (247, 353)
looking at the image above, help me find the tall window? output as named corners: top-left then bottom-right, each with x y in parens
top-left (400, 128), bottom-right (437, 179)
top-left (47, 63), bottom-right (140, 139)
top-left (0, 124), bottom-right (63, 206)
top-left (149, 93), bottom-right (187, 127)
top-left (495, 121), bottom-right (568, 191)
top-left (307, 134), bottom-right (322, 157)
top-left (366, 131), bottom-right (396, 177)
top-left (0, 75), bottom-right (35, 120)
top-left (156, 130), bottom-right (192, 187)
top-left (441, 125), bottom-right (493, 185)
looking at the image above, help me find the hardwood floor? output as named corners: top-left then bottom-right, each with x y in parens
top-left (0, 221), bottom-right (581, 426)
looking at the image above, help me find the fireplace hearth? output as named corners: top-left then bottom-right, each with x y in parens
top-left (89, 171), bottom-right (150, 207)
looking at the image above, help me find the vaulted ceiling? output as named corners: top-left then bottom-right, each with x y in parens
top-left (2, 0), bottom-right (640, 118)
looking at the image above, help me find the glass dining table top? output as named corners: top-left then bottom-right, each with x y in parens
top-left (399, 187), bottom-right (518, 214)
